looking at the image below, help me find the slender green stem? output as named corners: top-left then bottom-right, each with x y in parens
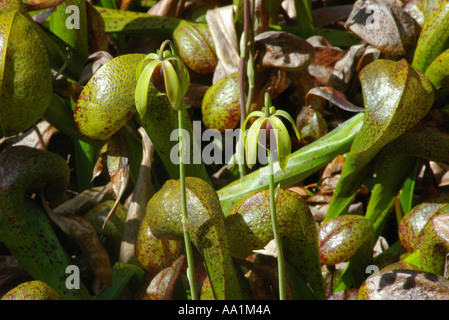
top-left (268, 149), bottom-right (286, 300)
top-left (237, 0), bottom-right (251, 179)
top-left (237, 139), bottom-right (246, 179)
top-left (100, 0), bottom-right (117, 9)
top-left (178, 107), bottom-right (198, 300)
top-left (244, 1), bottom-right (256, 116)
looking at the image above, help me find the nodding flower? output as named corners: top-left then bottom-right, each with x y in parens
top-left (135, 40), bottom-right (190, 117)
top-left (241, 92), bottom-right (301, 172)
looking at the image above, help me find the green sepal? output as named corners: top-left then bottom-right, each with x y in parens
top-left (135, 59), bottom-right (160, 118)
top-left (268, 115), bottom-right (291, 172)
top-left (274, 109), bottom-right (301, 141)
top-left (245, 117), bottom-right (267, 169)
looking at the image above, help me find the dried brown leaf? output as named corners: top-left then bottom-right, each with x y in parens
top-left (0, 256), bottom-right (32, 298)
top-left (361, 269), bottom-right (449, 300)
top-left (120, 127), bottom-right (154, 264)
top-left (307, 45), bottom-right (345, 86)
top-left (288, 68), bottom-right (314, 107)
top-left (43, 195), bottom-right (113, 286)
top-left (103, 134), bottom-right (131, 229)
top-left (295, 106), bottom-right (328, 142)
top-left (320, 175), bottom-right (341, 196)
top-left (305, 87), bottom-right (364, 113)
top-left (403, 0), bottom-right (426, 26)
top-left (78, 51), bottom-right (113, 86)
top-left (312, 5), bottom-right (354, 28)
top-left (327, 44), bottom-right (366, 93)
top-left (147, 0), bottom-right (184, 17)
top-left (24, 0), bottom-right (62, 11)
top-left (53, 183), bottom-right (115, 216)
top-left (184, 83), bottom-right (209, 109)
top-left (322, 155), bottom-right (345, 179)
top-left (0, 120), bottom-right (58, 151)
top-left (355, 45), bottom-right (382, 74)
top-left (206, 5), bottom-right (240, 82)
top-left (254, 31), bottom-right (315, 71)
top-left (146, 255), bottom-right (185, 300)
top-left (345, 0), bottom-right (419, 57)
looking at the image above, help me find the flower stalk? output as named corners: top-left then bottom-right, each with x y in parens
top-left (268, 147), bottom-right (286, 299)
top-left (135, 40), bottom-right (197, 299)
top-left (178, 104), bottom-right (198, 300)
top-left (241, 92), bottom-right (300, 300)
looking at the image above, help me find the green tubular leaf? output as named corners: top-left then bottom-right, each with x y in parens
top-left (403, 249), bottom-right (422, 269)
top-left (225, 188), bottom-right (325, 299)
top-left (162, 60), bottom-right (181, 111)
top-left (45, 94), bottom-right (102, 148)
top-left (318, 215), bottom-right (374, 266)
top-left (268, 115), bottom-right (291, 172)
top-left (96, 6), bottom-right (181, 37)
top-left (146, 177), bottom-right (243, 299)
top-left (372, 127), bottom-right (449, 234)
top-left (69, 96), bottom-right (96, 192)
top-left (419, 204), bottom-right (449, 275)
top-left (135, 59), bottom-right (160, 118)
top-left (365, 154), bottom-right (417, 238)
top-left (245, 117), bottom-right (267, 169)
top-left (318, 215), bottom-right (375, 293)
top-left (425, 48), bottom-right (449, 90)
top-left (96, 262), bottom-right (144, 300)
top-left (412, 1), bottom-right (449, 72)
top-left (2, 280), bottom-right (63, 300)
top-left (369, 124), bottom-right (449, 236)
top-left (353, 59), bottom-right (432, 168)
top-left (75, 54), bottom-right (143, 140)
top-left (400, 160), bottom-right (420, 215)
top-left (0, 10), bottom-right (53, 137)
top-left (399, 196), bottom-right (449, 252)
top-left (0, 0), bottom-right (25, 12)
top-left (1, 200), bottom-right (91, 300)
top-left (334, 117), bottom-right (449, 293)
top-left (0, 146), bottom-right (91, 300)
top-left (0, 12), bottom-right (13, 91)
top-left (326, 59), bottom-right (434, 220)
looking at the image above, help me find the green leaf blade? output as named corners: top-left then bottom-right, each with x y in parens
top-left (135, 59), bottom-right (159, 118)
top-left (268, 116), bottom-right (291, 172)
top-left (326, 59), bottom-right (434, 220)
top-left (412, 1), bottom-right (449, 72)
